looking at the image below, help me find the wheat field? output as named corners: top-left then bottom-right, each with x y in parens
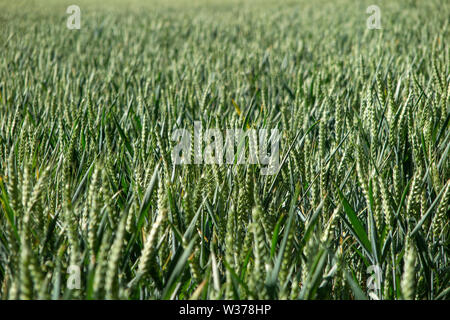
top-left (0, 0), bottom-right (449, 300)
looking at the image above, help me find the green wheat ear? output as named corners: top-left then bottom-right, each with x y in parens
top-left (401, 237), bottom-right (417, 300)
top-left (137, 207), bottom-right (168, 278)
top-left (433, 182), bottom-right (450, 240)
top-left (105, 214), bottom-right (128, 299)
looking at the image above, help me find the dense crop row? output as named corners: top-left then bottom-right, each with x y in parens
top-left (0, 0), bottom-right (449, 299)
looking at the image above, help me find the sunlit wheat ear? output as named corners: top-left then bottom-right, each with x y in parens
top-left (406, 168), bottom-right (423, 220)
top-left (432, 182), bottom-right (450, 240)
top-left (5, 151), bottom-right (20, 271)
top-left (29, 252), bottom-right (45, 299)
top-left (393, 164), bottom-right (403, 201)
top-left (27, 164), bottom-right (51, 239)
top-left (431, 53), bottom-right (445, 93)
top-left (92, 229), bottom-right (112, 298)
top-left (18, 234), bottom-right (33, 300)
top-left (7, 149), bottom-right (21, 214)
top-left (224, 202), bottom-right (236, 300)
top-left (126, 198), bottom-right (138, 234)
top-left (21, 162), bottom-right (33, 227)
top-left (371, 176), bottom-right (383, 229)
top-left (379, 174), bottom-right (394, 233)
top-left (183, 238), bottom-right (201, 284)
top-left (321, 207), bottom-right (339, 244)
top-left (137, 208), bottom-right (168, 277)
top-left (105, 214), bottom-right (128, 299)
top-left (192, 173), bottom-right (206, 219)
top-left (279, 222), bottom-right (295, 299)
top-left (236, 167), bottom-right (252, 257)
top-left (301, 234), bottom-right (320, 296)
top-left (376, 72), bottom-right (385, 108)
top-left (87, 164), bottom-right (102, 260)
top-left (401, 237), bottom-right (417, 300)
top-left (182, 184), bottom-right (194, 225)
top-left (248, 206), bottom-right (268, 300)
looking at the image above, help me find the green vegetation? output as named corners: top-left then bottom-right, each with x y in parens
top-left (0, 0), bottom-right (449, 300)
